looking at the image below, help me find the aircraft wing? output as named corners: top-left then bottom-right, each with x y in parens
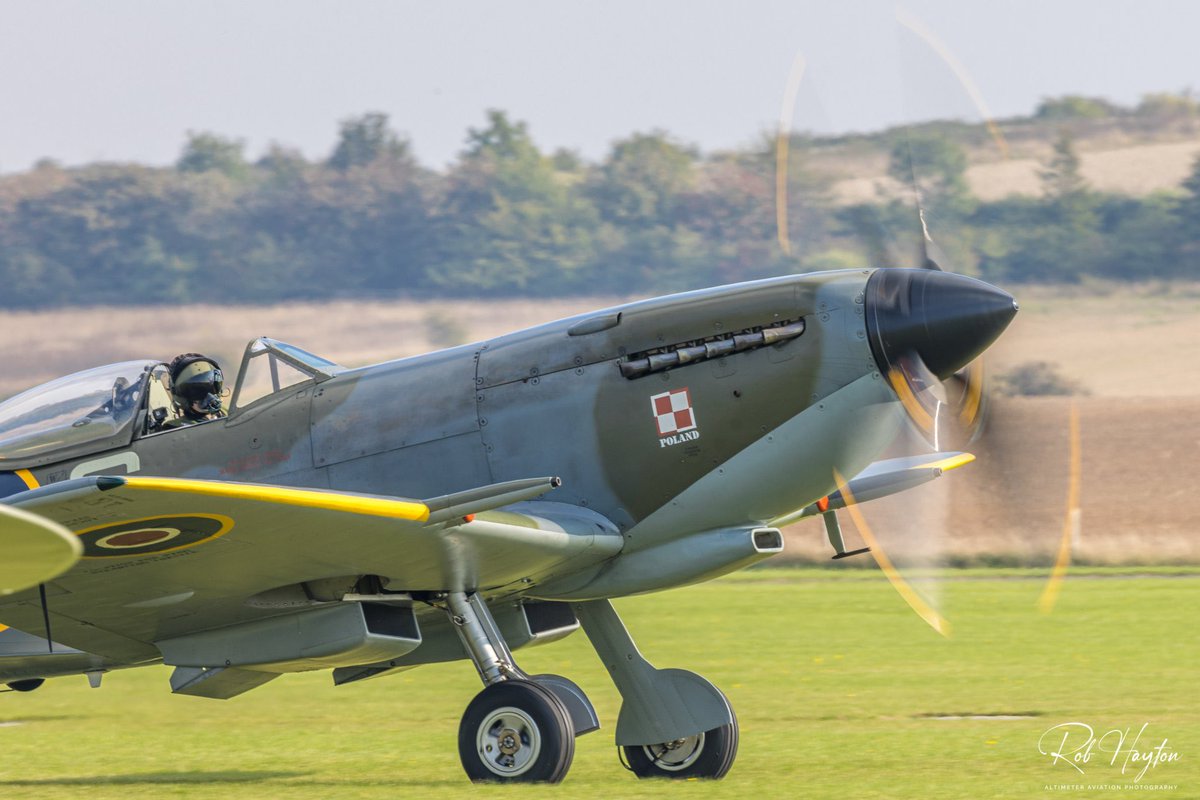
top-left (0, 476), bottom-right (621, 664)
top-left (772, 452), bottom-right (974, 527)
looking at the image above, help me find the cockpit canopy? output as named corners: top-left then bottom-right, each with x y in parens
top-left (0, 338), bottom-right (342, 470)
top-left (0, 360), bottom-right (157, 469)
top-left (229, 337), bottom-right (340, 412)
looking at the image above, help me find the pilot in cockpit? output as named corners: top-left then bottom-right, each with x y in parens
top-left (154, 353), bottom-right (227, 430)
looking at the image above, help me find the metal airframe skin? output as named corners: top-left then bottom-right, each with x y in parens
top-left (0, 267), bottom-right (1016, 782)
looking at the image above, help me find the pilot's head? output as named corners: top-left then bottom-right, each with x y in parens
top-left (168, 353), bottom-right (225, 420)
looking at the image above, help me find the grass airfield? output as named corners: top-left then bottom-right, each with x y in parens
top-left (1, 567), bottom-right (1195, 799)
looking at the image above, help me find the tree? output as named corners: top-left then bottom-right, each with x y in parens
top-left (679, 156), bottom-right (775, 284)
top-left (256, 143), bottom-right (309, 183)
top-left (1135, 92), bottom-right (1200, 122)
top-left (550, 148), bottom-right (583, 173)
top-left (463, 110), bottom-right (534, 159)
top-left (433, 111), bottom-right (597, 293)
top-left (1040, 133), bottom-right (1087, 199)
top-left (1179, 154), bottom-right (1200, 228)
top-left (328, 112), bottom-right (410, 171)
top-left (1034, 95), bottom-right (1119, 121)
top-left (578, 133), bottom-right (707, 291)
top-left (231, 156), bottom-right (435, 297)
top-left (1096, 194), bottom-right (1180, 279)
top-left (176, 132), bottom-right (248, 178)
top-left (589, 132), bottom-right (695, 229)
top-left (1035, 134), bottom-right (1098, 277)
top-left (0, 166), bottom-right (214, 304)
top-left (1174, 155), bottom-right (1200, 272)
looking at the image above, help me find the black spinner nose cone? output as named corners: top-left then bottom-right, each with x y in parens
top-left (864, 269), bottom-right (1018, 380)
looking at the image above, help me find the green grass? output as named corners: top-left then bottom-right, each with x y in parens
top-left (1, 568), bottom-right (1196, 798)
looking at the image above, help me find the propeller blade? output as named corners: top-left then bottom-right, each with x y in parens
top-left (942, 359), bottom-right (990, 444)
top-left (834, 469), bottom-right (952, 637)
top-left (916, 207), bottom-right (943, 271)
top-left (895, 132), bottom-right (944, 271)
top-left (885, 351), bottom-right (944, 449)
top-left (1038, 400), bottom-right (1083, 614)
top-left (774, 51), bottom-right (807, 256)
top-left (887, 351), bottom-right (998, 452)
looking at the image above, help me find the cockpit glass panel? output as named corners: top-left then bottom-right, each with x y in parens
top-left (0, 361), bottom-right (154, 462)
top-left (260, 338), bottom-right (339, 371)
top-left (230, 338), bottom-right (341, 412)
top-left (234, 353), bottom-right (313, 409)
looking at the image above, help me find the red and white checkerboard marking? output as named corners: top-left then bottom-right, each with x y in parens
top-left (650, 388), bottom-right (697, 437)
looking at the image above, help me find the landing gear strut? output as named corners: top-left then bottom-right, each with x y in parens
top-left (574, 598), bottom-right (739, 780)
top-left (444, 593), bottom-right (738, 782)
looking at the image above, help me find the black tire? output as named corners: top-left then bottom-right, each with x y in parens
top-left (622, 718), bottom-right (739, 780)
top-left (458, 679), bottom-right (575, 783)
top-left (5, 679), bottom-right (44, 693)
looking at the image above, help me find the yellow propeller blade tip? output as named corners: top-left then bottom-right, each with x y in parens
top-left (1038, 402), bottom-right (1082, 614)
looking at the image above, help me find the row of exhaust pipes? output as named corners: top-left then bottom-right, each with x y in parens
top-left (619, 319), bottom-right (806, 379)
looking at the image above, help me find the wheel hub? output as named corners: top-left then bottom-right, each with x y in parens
top-left (477, 706), bottom-right (542, 776)
top-left (498, 727), bottom-right (521, 756)
top-left (644, 731), bottom-right (706, 771)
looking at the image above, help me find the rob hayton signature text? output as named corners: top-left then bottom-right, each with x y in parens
top-left (1037, 722), bottom-right (1179, 783)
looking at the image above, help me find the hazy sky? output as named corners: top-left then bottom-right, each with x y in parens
top-left (1, 1), bottom-right (1197, 172)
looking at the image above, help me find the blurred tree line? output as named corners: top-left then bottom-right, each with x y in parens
top-left (1, 97), bottom-right (1199, 308)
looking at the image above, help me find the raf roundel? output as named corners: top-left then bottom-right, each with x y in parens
top-left (650, 388), bottom-right (697, 437)
top-left (95, 527), bottom-right (182, 550)
top-left (75, 514), bottom-right (234, 558)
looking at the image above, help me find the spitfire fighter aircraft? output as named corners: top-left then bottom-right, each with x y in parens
top-left (0, 266), bottom-right (1016, 783)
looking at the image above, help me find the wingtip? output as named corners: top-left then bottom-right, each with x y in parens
top-left (0, 504), bottom-right (81, 593)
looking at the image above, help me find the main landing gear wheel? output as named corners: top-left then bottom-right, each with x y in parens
top-left (622, 719), bottom-right (739, 780)
top-left (458, 679), bottom-right (575, 783)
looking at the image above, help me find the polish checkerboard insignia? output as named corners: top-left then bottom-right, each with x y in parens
top-left (650, 388), bottom-right (699, 447)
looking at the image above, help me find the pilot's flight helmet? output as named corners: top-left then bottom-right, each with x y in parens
top-left (169, 353), bottom-right (225, 418)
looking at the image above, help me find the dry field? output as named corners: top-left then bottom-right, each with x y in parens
top-left (831, 137), bottom-right (1200, 203)
top-left (784, 394), bottom-right (1200, 565)
top-left (2, 282), bottom-right (1197, 564)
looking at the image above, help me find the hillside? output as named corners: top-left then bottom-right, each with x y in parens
top-left (832, 138), bottom-right (1200, 202)
top-left (3, 98), bottom-right (1200, 309)
top-left (812, 100), bottom-right (1200, 200)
